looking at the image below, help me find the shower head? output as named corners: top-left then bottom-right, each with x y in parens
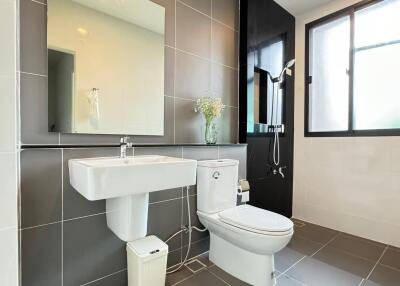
top-left (286, 59), bottom-right (296, 69)
top-left (276, 59), bottom-right (295, 83)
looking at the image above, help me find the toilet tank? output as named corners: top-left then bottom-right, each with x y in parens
top-left (197, 159), bottom-right (239, 214)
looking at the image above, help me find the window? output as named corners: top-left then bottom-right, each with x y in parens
top-left (306, 0), bottom-right (400, 136)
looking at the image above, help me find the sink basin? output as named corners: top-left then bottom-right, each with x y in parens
top-left (69, 155), bottom-right (197, 200)
top-left (69, 155), bottom-right (197, 241)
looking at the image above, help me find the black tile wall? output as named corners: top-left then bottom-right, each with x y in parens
top-left (19, 0), bottom-right (242, 285)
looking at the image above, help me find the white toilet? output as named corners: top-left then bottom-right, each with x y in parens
top-left (196, 159), bottom-right (294, 286)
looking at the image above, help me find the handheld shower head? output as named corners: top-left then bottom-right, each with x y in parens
top-left (277, 59), bottom-right (295, 83)
top-left (286, 59), bottom-right (296, 69)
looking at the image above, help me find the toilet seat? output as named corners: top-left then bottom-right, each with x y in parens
top-left (218, 205), bottom-right (293, 236)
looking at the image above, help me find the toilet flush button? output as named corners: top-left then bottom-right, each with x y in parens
top-left (212, 171), bottom-right (220, 179)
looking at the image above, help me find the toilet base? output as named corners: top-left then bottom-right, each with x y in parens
top-left (209, 233), bottom-right (277, 286)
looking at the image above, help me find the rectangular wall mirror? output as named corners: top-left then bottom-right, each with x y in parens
top-left (47, 0), bottom-right (165, 135)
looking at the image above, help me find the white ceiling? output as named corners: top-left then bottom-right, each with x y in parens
top-left (274, 0), bottom-right (336, 16)
top-left (72, 0), bottom-right (165, 34)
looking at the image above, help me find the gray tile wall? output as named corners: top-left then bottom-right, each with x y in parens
top-left (19, 0), bottom-right (239, 145)
top-left (19, 0), bottom-right (242, 285)
top-left (20, 146), bottom-right (246, 286)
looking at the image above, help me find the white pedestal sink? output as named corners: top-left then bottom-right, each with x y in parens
top-left (69, 155), bottom-right (197, 241)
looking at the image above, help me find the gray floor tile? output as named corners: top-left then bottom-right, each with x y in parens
top-left (287, 257), bottom-right (363, 286)
top-left (166, 267), bottom-right (193, 286)
top-left (380, 247), bottom-right (400, 271)
top-left (294, 222), bottom-right (338, 244)
top-left (196, 252), bottom-right (214, 268)
top-left (178, 269), bottom-right (227, 286)
top-left (313, 245), bottom-right (376, 278)
top-left (21, 149), bottom-right (62, 228)
top-left (208, 265), bottom-right (250, 286)
top-left (277, 275), bottom-right (306, 286)
top-left (329, 234), bottom-right (386, 262)
top-left (63, 214), bottom-right (126, 286)
top-left (362, 280), bottom-right (383, 286)
top-left (369, 264), bottom-right (400, 286)
top-left (185, 259), bottom-right (207, 273)
top-left (21, 223), bottom-right (62, 286)
top-left (275, 247), bottom-right (306, 273)
top-left (288, 232), bottom-right (324, 255)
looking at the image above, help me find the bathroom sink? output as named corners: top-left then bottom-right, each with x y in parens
top-left (69, 155), bottom-right (197, 201)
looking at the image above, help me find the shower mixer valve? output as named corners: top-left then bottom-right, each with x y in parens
top-left (273, 166), bottom-right (287, 178)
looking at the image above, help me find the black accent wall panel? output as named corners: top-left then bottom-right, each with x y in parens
top-left (239, 0), bottom-right (295, 217)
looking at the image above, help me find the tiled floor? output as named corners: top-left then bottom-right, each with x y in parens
top-left (165, 219), bottom-right (400, 286)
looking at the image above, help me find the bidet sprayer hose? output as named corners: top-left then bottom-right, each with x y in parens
top-left (165, 186), bottom-right (208, 274)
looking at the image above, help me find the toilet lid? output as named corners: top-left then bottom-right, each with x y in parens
top-left (218, 205), bottom-right (293, 233)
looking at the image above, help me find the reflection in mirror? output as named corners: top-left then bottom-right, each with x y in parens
top-left (48, 0), bottom-right (165, 135)
top-left (248, 36), bottom-right (285, 134)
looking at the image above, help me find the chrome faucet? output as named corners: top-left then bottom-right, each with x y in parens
top-left (120, 136), bottom-right (133, 158)
top-left (273, 166), bottom-right (287, 178)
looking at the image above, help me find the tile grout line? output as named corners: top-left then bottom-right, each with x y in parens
top-left (80, 268), bottom-right (127, 286)
top-left (19, 71), bottom-right (47, 78)
top-left (173, 0), bottom-right (177, 145)
top-left (360, 245), bottom-right (389, 285)
top-left (276, 255), bottom-right (307, 279)
top-left (277, 232), bottom-right (341, 279)
top-left (31, 0), bottom-right (46, 6)
top-left (172, 273), bottom-right (194, 286)
top-left (174, 46), bottom-right (239, 71)
top-left (61, 149), bottom-right (64, 286)
top-left (279, 274), bottom-right (308, 286)
top-left (21, 192), bottom-right (199, 231)
top-left (208, 268), bottom-right (232, 286)
top-left (166, 44), bottom-right (239, 71)
top-left (310, 232), bottom-right (342, 257)
top-left (176, 0), bottom-right (238, 32)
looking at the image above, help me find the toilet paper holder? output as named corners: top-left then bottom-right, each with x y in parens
top-left (237, 179), bottom-right (250, 203)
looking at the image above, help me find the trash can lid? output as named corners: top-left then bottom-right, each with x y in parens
top-left (127, 235), bottom-right (168, 256)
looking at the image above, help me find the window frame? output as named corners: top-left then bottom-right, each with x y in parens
top-left (304, 0), bottom-right (400, 137)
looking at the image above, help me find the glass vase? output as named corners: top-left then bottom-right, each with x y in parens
top-left (205, 120), bottom-right (217, 144)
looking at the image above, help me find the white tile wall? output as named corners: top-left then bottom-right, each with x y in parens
top-left (0, 227), bottom-right (18, 286)
top-left (293, 0), bottom-right (400, 248)
top-left (0, 0), bottom-right (19, 285)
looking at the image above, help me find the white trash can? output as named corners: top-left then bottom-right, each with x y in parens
top-left (127, 235), bottom-right (169, 286)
